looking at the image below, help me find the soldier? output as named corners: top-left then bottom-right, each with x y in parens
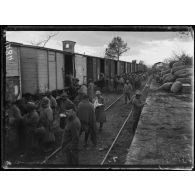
top-left (38, 97), bottom-right (55, 151)
top-left (74, 84), bottom-right (87, 107)
top-left (110, 77), bottom-right (114, 92)
top-left (47, 92), bottom-right (57, 119)
top-left (131, 90), bottom-right (146, 132)
top-left (87, 79), bottom-right (95, 103)
top-left (94, 91), bottom-right (106, 132)
top-left (58, 92), bottom-right (75, 114)
top-left (23, 102), bottom-right (39, 154)
top-left (61, 103), bottom-right (81, 165)
top-left (77, 94), bottom-right (97, 148)
top-left (6, 100), bottom-right (25, 153)
top-left (123, 79), bottom-right (133, 104)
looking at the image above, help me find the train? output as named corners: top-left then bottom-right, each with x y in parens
top-left (5, 40), bottom-right (147, 101)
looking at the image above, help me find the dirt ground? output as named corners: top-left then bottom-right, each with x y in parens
top-left (125, 79), bottom-right (193, 169)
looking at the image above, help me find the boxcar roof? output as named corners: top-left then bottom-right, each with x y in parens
top-left (7, 41), bottom-right (136, 64)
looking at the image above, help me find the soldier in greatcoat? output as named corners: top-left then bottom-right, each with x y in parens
top-left (23, 102), bottom-right (39, 154)
top-left (94, 90), bottom-right (106, 132)
top-left (38, 97), bottom-right (55, 151)
top-left (123, 80), bottom-right (133, 104)
top-left (77, 94), bottom-right (97, 148)
top-left (57, 92), bottom-right (75, 114)
top-left (6, 100), bottom-right (25, 153)
top-left (131, 90), bottom-right (146, 132)
top-left (61, 104), bottom-right (81, 165)
top-left (47, 92), bottom-right (57, 118)
top-left (87, 79), bottom-right (95, 103)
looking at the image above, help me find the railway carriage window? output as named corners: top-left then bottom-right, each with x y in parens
top-left (65, 44), bottom-right (70, 48)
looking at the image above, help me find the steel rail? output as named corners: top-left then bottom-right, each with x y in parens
top-left (100, 78), bottom-right (150, 165)
top-left (105, 94), bottom-right (123, 111)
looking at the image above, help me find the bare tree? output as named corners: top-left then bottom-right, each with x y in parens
top-left (30, 32), bottom-right (59, 47)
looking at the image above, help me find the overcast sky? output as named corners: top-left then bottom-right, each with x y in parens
top-left (6, 31), bottom-right (194, 66)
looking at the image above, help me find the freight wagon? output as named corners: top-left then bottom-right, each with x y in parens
top-left (6, 40), bottom-right (147, 99)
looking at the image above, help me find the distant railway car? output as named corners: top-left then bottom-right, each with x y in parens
top-left (110, 59), bottom-right (115, 78)
top-left (132, 60), bottom-right (136, 72)
top-left (87, 56), bottom-right (94, 81)
top-left (105, 59), bottom-right (111, 78)
top-left (92, 57), bottom-right (98, 81)
top-left (127, 62), bottom-right (130, 73)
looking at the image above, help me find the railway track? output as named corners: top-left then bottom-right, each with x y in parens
top-left (100, 77), bottom-right (151, 165)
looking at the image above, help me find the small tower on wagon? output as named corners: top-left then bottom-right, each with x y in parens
top-left (62, 40), bottom-right (76, 53)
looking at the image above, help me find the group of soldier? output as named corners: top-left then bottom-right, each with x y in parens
top-left (5, 71), bottom-right (147, 165)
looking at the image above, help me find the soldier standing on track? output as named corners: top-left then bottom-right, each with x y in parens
top-left (131, 90), bottom-right (146, 132)
top-left (123, 79), bottom-right (133, 104)
top-left (87, 79), bottom-right (95, 103)
top-left (38, 97), bottom-right (55, 151)
top-left (61, 104), bottom-right (81, 165)
top-left (77, 94), bottom-right (97, 148)
top-left (94, 90), bottom-right (106, 132)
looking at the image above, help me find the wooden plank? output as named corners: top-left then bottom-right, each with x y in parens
top-left (20, 47), bottom-right (38, 94)
top-left (37, 49), bottom-right (48, 93)
top-left (48, 51), bottom-right (56, 91)
top-left (56, 52), bottom-right (64, 90)
top-left (75, 54), bottom-right (87, 85)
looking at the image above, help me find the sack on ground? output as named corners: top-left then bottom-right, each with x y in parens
top-left (158, 82), bottom-right (173, 91)
top-left (171, 81), bottom-right (182, 93)
top-left (163, 73), bottom-right (176, 83)
top-left (173, 68), bottom-right (192, 77)
top-left (161, 69), bottom-right (171, 75)
top-left (171, 65), bottom-right (186, 74)
top-left (172, 61), bottom-right (184, 68)
top-left (176, 77), bottom-right (192, 84)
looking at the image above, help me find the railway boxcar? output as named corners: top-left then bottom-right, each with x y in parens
top-left (92, 57), bottom-right (98, 81)
top-left (105, 59), bottom-right (111, 79)
top-left (6, 42), bottom-right (22, 101)
top-left (127, 62), bottom-right (130, 73)
top-left (75, 54), bottom-right (87, 84)
top-left (87, 56), bottom-right (94, 81)
top-left (119, 61), bottom-right (126, 75)
top-left (110, 59), bottom-right (115, 78)
top-left (20, 45), bottom-right (64, 94)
